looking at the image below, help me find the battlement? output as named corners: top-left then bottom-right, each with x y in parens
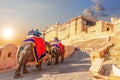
top-left (43, 16), bottom-right (120, 43)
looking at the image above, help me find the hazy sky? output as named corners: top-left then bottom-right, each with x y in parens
top-left (0, 0), bottom-right (120, 45)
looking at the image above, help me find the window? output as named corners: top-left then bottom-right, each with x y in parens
top-left (106, 27), bottom-right (109, 31)
top-left (8, 52), bottom-right (11, 57)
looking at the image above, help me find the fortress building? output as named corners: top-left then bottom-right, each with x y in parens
top-left (43, 15), bottom-right (120, 45)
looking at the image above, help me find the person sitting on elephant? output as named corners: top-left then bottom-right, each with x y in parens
top-left (34, 29), bottom-right (42, 37)
top-left (28, 29), bottom-right (35, 36)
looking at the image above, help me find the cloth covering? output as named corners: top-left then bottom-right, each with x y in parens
top-left (24, 37), bottom-right (46, 62)
top-left (52, 42), bottom-right (64, 55)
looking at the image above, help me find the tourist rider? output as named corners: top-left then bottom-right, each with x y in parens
top-left (28, 29), bottom-right (34, 36)
top-left (34, 29), bottom-right (42, 37)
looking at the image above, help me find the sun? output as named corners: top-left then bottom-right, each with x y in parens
top-left (2, 27), bottom-right (14, 40)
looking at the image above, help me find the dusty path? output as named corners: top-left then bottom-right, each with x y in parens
top-left (0, 49), bottom-right (92, 80)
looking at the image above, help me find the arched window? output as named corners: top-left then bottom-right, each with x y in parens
top-left (8, 52), bottom-right (11, 57)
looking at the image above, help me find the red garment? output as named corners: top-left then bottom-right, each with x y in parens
top-left (57, 42), bottom-right (65, 55)
top-left (33, 37), bottom-right (46, 59)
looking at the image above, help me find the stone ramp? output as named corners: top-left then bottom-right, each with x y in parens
top-left (66, 49), bottom-right (90, 63)
top-left (0, 49), bottom-right (92, 80)
top-left (79, 38), bottom-right (108, 51)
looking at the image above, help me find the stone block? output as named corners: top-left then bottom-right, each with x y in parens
top-left (89, 58), bottom-right (104, 74)
top-left (112, 65), bottom-right (120, 76)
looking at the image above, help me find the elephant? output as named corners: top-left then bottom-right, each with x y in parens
top-left (47, 44), bottom-right (65, 66)
top-left (14, 42), bottom-right (50, 78)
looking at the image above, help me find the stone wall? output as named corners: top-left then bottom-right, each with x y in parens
top-left (45, 29), bottom-right (56, 41)
top-left (58, 23), bottom-right (68, 40)
top-left (0, 44), bottom-right (17, 61)
top-left (44, 16), bottom-right (119, 44)
top-left (111, 17), bottom-right (120, 30)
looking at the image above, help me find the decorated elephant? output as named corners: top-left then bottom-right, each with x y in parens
top-left (14, 41), bottom-right (50, 78)
top-left (47, 42), bottom-right (65, 66)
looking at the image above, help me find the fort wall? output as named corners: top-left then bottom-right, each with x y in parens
top-left (43, 16), bottom-right (120, 45)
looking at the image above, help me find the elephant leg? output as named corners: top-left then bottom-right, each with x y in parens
top-left (55, 56), bottom-right (59, 65)
top-left (14, 63), bottom-right (22, 78)
top-left (55, 50), bottom-right (60, 64)
top-left (61, 56), bottom-right (64, 62)
top-left (47, 55), bottom-right (52, 66)
top-left (36, 61), bottom-right (42, 70)
top-left (22, 63), bottom-right (29, 74)
top-left (61, 53), bottom-right (64, 62)
top-left (14, 54), bottom-right (27, 78)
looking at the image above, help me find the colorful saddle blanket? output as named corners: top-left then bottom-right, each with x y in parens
top-left (24, 37), bottom-right (46, 62)
top-left (52, 42), bottom-right (64, 55)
